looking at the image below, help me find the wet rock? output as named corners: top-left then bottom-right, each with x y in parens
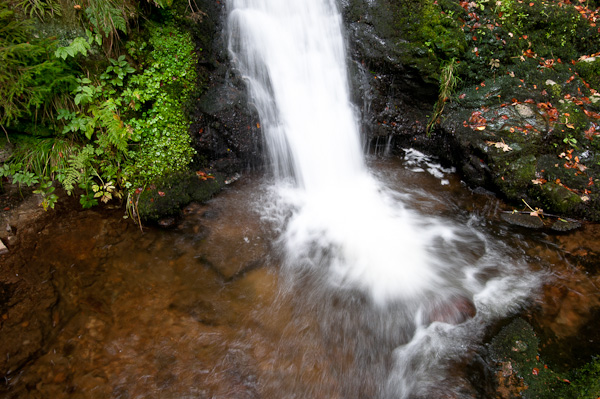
top-left (550, 218), bottom-right (581, 232)
top-left (0, 238), bottom-right (7, 254)
top-left (136, 170), bottom-right (222, 222)
top-left (500, 212), bottom-right (545, 229)
top-left (539, 183), bottom-right (582, 214)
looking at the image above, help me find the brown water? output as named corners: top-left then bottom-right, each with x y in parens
top-left (2, 156), bottom-right (599, 399)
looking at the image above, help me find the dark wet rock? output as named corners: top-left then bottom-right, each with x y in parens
top-left (337, 0), bottom-right (600, 222)
top-left (187, 0), bottom-right (263, 176)
top-left (500, 212), bottom-right (545, 229)
top-left (136, 170), bottom-right (222, 222)
top-left (551, 218), bottom-right (582, 232)
top-left (193, 74), bottom-right (263, 174)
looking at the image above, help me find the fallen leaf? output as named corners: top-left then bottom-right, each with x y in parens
top-left (486, 141), bottom-right (513, 152)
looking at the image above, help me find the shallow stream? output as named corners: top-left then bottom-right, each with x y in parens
top-left (2, 153), bottom-right (600, 398)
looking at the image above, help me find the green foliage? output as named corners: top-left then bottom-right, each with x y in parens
top-left (33, 178), bottom-right (58, 210)
top-left (0, 2), bottom-right (75, 126)
top-left (100, 55), bottom-right (136, 86)
top-left (0, 0), bottom-right (206, 215)
top-left (427, 58), bottom-right (459, 133)
top-left (83, 0), bottom-right (133, 54)
top-left (568, 357), bottom-right (600, 399)
top-left (123, 23), bottom-right (196, 185)
top-left (8, 135), bottom-right (74, 178)
top-left (54, 37), bottom-right (91, 60)
top-left (60, 144), bottom-right (94, 195)
top-left (18, 0), bottom-right (62, 20)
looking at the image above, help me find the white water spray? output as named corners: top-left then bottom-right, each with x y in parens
top-left (227, 0), bottom-right (454, 306)
top-left (228, 0), bottom-right (541, 396)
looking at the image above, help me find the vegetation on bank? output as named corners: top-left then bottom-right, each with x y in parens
top-left (0, 0), bottom-right (215, 221)
top-left (491, 318), bottom-right (600, 399)
top-left (391, 0), bottom-right (600, 219)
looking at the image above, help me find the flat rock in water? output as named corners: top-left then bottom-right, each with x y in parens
top-left (551, 219), bottom-right (581, 232)
top-left (501, 212), bottom-right (545, 229)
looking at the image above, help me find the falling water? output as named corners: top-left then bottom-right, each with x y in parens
top-left (228, 0), bottom-right (540, 397)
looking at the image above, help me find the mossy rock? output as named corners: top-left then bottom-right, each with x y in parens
top-left (493, 154), bottom-right (537, 200)
top-left (538, 182), bottom-right (582, 214)
top-left (136, 170), bottom-right (222, 222)
top-left (566, 357), bottom-right (600, 399)
top-left (575, 57), bottom-right (600, 95)
top-left (489, 318), bottom-right (567, 398)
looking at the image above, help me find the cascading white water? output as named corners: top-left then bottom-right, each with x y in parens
top-left (228, 1), bottom-right (540, 397)
top-left (228, 0), bottom-right (448, 306)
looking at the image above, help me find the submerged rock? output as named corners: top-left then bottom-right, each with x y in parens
top-left (500, 212), bottom-right (545, 229)
top-left (426, 295), bottom-right (476, 325)
top-left (551, 219), bottom-right (582, 232)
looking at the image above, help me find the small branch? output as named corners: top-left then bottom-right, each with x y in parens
top-left (1, 125), bottom-right (9, 143)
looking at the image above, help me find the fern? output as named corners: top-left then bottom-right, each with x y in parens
top-left (83, 0), bottom-right (133, 54)
top-left (17, 0), bottom-right (62, 21)
top-left (90, 98), bottom-right (130, 154)
top-left (61, 144), bottom-right (94, 195)
top-left (54, 37), bottom-right (91, 60)
top-left (0, 3), bottom-right (75, 126)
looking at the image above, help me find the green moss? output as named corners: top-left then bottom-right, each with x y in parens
top-left (575, 58), bottom-right (600, 94)
top-left (568, 357), bottom-right (600, 398)
top-left (490, 318), bottom-right (566, 398)
top-left (539, 182), bottom-right (582, 213)
top-left (493, 154), bottom-right (537, 200)
top-left (137, 170), bottom-right (222, 222)
top-left (490, 319), bottom-right (600, 399)
top-left (391, 0), bottom-right (467, 83)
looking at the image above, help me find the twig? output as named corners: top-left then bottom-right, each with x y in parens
top-left (1, 125), bottom-right (9, 143)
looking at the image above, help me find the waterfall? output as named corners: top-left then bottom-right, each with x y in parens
top-left (227, 0), bottom-right (446, 305)
top-left (227, 1), bottom-right (540, 396)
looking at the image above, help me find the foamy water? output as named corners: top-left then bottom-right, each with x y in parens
top-left (228, 0), bottom-right (540, 396)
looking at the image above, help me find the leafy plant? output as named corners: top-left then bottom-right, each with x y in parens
top-left (100, 55), bottom-right (136, 87)
top-left (33, 178), bottom-right (58, 210)
top-left (92, 179), bottom-right (118, 203)
top-left (8, 135), bottom-right (75, 179)
top-left (11, 169), bottom-right (39, 197)
top-left (54, 37), bottom-right (91, 60)
top-left (18, 0), bottom-right (62, 20)
top-left (427, 58), bottom-right (459, 134)
top-left (123, 23), bottom-right (196, 185)
top-left (84, 0), bottom-right (133, 54)
top-left (0, 4), bottom-right (75, 127)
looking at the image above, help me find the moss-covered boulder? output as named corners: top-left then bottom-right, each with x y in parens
top-left (136, 170), bottom-right (222, 222)
top-left (488, 318), bottom-right (600, 398)
top-left (345, 0), bottom-right (600, 221)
